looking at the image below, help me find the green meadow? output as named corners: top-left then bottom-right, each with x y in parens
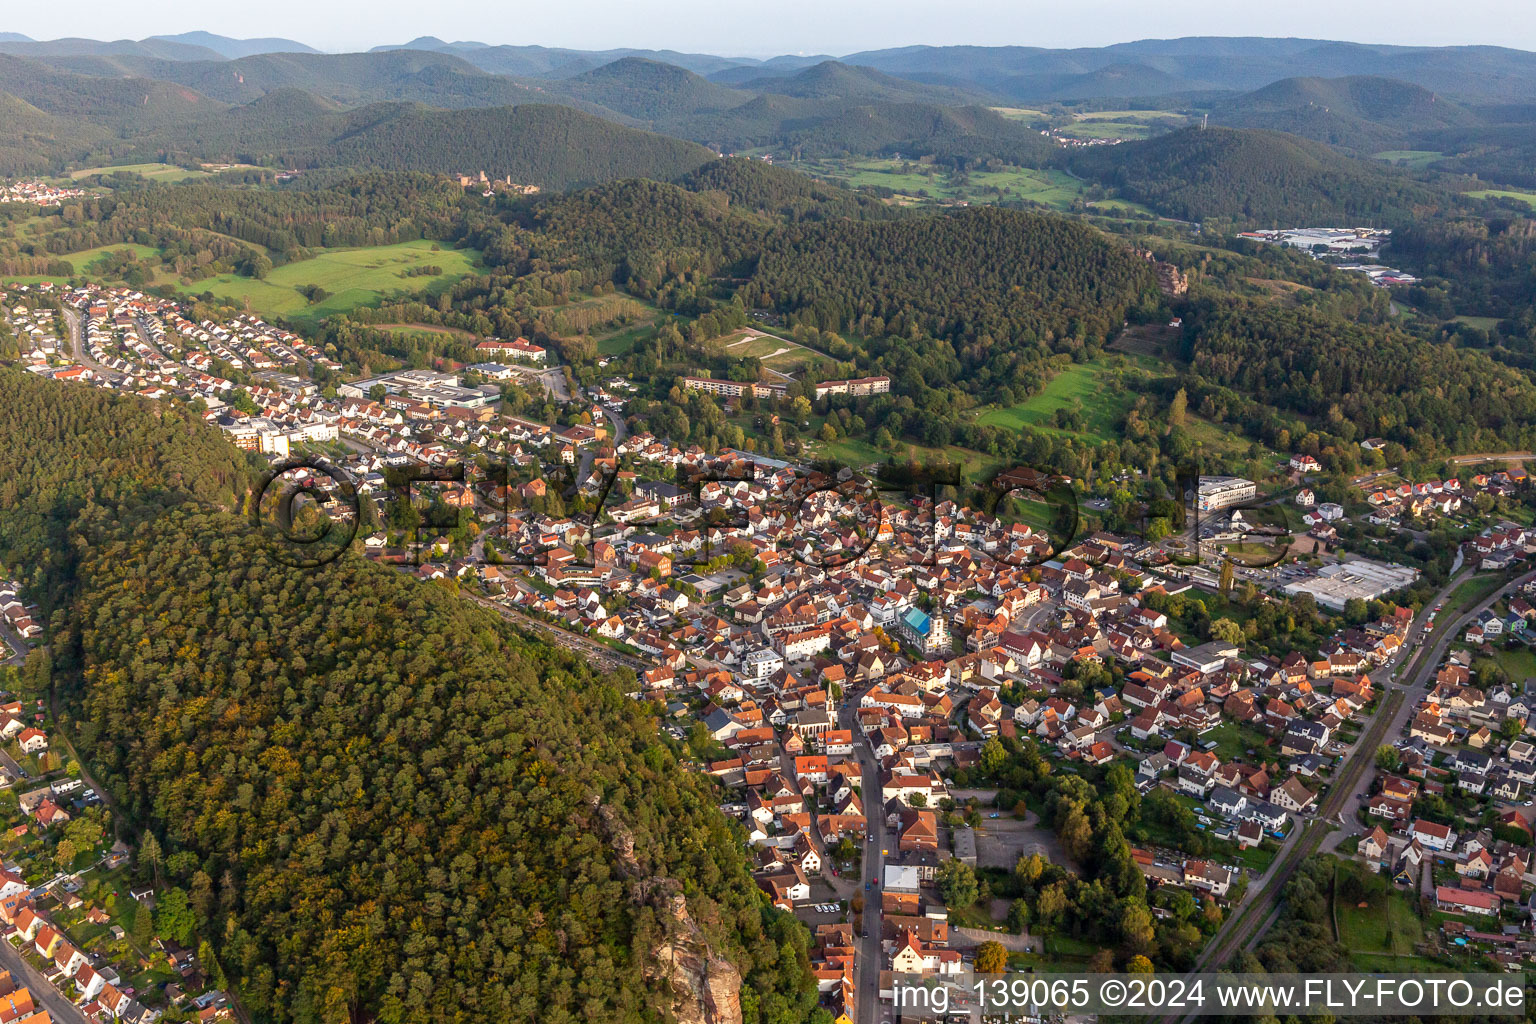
top-left (171, 240), bottom-right (481, 325)
top-left (1467, 187), bottom-right (1536, 209)
top-left (1372, 150), bottom-right (1445, 170)
top-left (973, 356), bottom-right (1151, 441)
top-left (69, 162), bottom-right (214, 183)
top-left (798, 158), bottom-right (1089, 211)
top-left (3, 238), bottom-right (481, 327)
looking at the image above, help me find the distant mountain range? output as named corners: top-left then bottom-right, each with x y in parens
top-left (5, 33), bottom-right (1536, 104)
top-left (0, 30), bottom-right (1534, 215)
top-left (148, 31), bottom-right (319, 58)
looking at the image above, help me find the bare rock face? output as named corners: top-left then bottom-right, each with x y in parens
top-left (650, 893), bottom-right (745, 1024)
top-left (591, 797), bottom-right (745, 1024)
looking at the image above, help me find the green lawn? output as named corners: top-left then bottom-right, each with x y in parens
top-left (173, 239), bottom-right (481, 326)
top-left (1074, 109), bottom-right (1187, 121)
top-left (1086, 198), bottom-right (1158, 217)
top-left (1206, 720), bottom-right (1271, 761)
top-left (1467, 188), bottom-right (1536, 209)
top-left (721, 330), bottom-right (818, 372)
top-left (4, 238), bottom-right (482, 327)
top-left (1447, 572), bottom-right (1508, 614)
top-left (1336, 868), bottom-right (1422, 955)
top-left (1492, 644), bottom-right (1536, 682)
top-left (959, 168), bottom-right (1085, 208)
top-left (1, 243), bottom-right (163, 285)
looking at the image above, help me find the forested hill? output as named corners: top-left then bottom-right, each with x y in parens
top-left (1209, 75), bottom-right (1477, 152)
top-left (1066, 126), bottom-right (1446, 226)
top-left (123, 102), bottom-right (718, 188)
top-left (0, 371), bottom-right (819, 1024)
top-left (0, 370), bottom-right (248, 609)
top-left (1181, 300), bottom-right (1536, 456)
top-left (521, 171), bottom-right (1155, 358)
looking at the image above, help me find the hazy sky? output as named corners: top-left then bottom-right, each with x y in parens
top-left (10, 0), bottom-right (1536, 56)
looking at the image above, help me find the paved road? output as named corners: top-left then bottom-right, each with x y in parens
top-left (576, 406), bottom-right (629, 487)
top-left (61, 309), bottom-right (111, 376)
top-left (1321, 566), bottom-right (1536, 852)
top-left (1166, 565), bottom-right (1530, 1024)
top-left (0, 620), bottom-right (27, 668)
top-left (0, 934), bottom-right (91, 1024)
top-left (838, 684), bottom-right (888, 1024)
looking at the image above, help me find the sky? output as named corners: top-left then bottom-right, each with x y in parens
top-left (8, 0), bottom-right (1536, 56)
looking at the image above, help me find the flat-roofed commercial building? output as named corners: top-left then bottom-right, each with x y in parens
top-left (1197, 475), bottom-right (1257, 512)
top-left (1282, 559), bottom-right (1420, 611)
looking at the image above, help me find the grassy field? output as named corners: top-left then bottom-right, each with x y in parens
top-left (1447, 571), bottom-right (1509, 614)
top-left (1334, 863), bottom-right (1426, 960)
top-left (808, 434), bottom-right (1007, 482)
top-left (1492, 644), bottom-right (1536, 683)
top-left (1057, 121), bottom-right (1159, 140)
top-left (799, 158), bottom-right (1088, 211)
top-left (1206, 720), bottom-right (1272, 761)
top-left (69, 243), bottom-right (162, 272)
top-left (594, 321), bottom-right (656, 356)
top-left (1372, 150), bottom-right (1445, 170)
top-left (173, 239), bottom-right (481, 325)
top-left (1085, 197), bottom-right (1158, 217)
top-left (1467, 187), bottom-right (1536, 209)
top-left (721, 329), bottom-right (818, 373)
top-left (0, 242), bottom-right (164, 285)
top-left (989, 107), bottom-right (1047, 122)
top-left (69, 162), bottom-right (212, 182)
top-left (3, 238), bottom-right (482, 326)
top-left (376, 322), bottom-right (476, 339)
top-left (1074, 109), bottom-right (1186, 121)
top-left (973, 355), bottom-right (1158, 442)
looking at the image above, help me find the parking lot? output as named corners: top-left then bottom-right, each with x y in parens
top-left (971, 811), bottom-right (1074, 871)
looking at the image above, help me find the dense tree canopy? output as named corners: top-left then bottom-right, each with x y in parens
top-left (0, 371), bottom-right (818, 1024)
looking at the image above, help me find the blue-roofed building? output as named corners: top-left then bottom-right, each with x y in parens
top-left (898, 604), bottom-right (950, 656)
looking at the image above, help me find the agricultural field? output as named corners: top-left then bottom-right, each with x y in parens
top-left (988, 107), bottom-right (1048, 122)
top-left (1056, 120), bottom-right (1159, 140)
top-left (172, 239), bottom-right (481, 325)
top-left (1467, 187), bottom-right (1536, 210)
top-left (1071, 109), bottom-right (1187, 121)
top-left (1373, 150), bottom-right (1445, 170)
top-left (797, 158), bottom-right (1088, 211)
top-left (68, 162), bottom-right (214, 182)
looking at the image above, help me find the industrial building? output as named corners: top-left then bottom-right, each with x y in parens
top-left (1281, 559), bottom-right (1421, 611)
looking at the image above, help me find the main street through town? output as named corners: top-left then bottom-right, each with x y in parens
top-left (839, 679), bottom-right (890, 1024)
